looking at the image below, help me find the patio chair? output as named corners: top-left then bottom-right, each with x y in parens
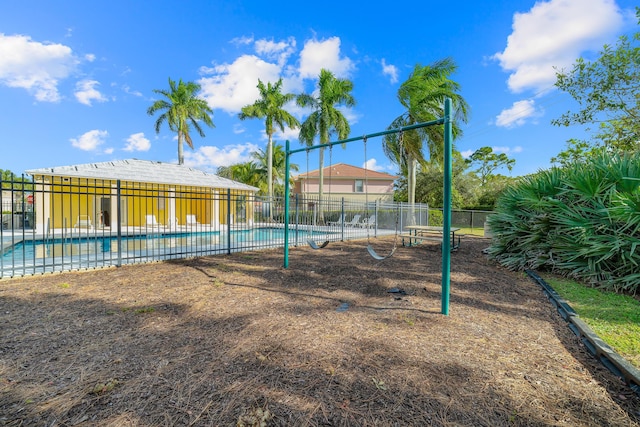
top-left (74, 215), bottom-right (93, 230)
top-left (344, 214), bottom-right (362, 227)
top-left (328, 214), bottom-right (346, 226)
top-left (146, 215), bottom-right (162, 227)
top-left (186, 214), bottom-right (200, 226)
top-left (358, 215), bottom-right (376, 228)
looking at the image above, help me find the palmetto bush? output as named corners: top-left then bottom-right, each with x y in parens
top-left (487, 152), bottom-right (640, 294)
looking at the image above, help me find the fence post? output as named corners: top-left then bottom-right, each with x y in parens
top-left (226, 189), bottom-right (232, 255)
top-left (294, 194), bottom-right (299, 247)
top-left (116, 180), bottom-right (122, 267)
top-left (340, 197), bottom-right (345, 241)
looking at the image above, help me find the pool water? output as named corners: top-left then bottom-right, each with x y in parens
top-left (1, 227), bottom-right (326, 263)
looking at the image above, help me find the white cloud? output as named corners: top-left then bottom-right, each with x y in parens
top-left (74, 79), bottom-right (108, 105)
top-left (84, 53), bottom-right (96, 62)
top-left (493, 146), bottom-right (524, 154)
top-left (230, 35), bottom-right (254, 47)
top-left (122, 85), bottom-right (143, 97)
top-left (70, 129), bottom-right (108, 151)
top-left (381, 59), bottom-right (398, 84)
top-left (197, 35), bottom-right (354, 116)
top-left (274, 126), bottom-right (300, 142)
top-left (0, 33), bottom-right (78, 102)
top-left (198, 55), bottom-right (282, 113)
top-left (460, 149), bottom-right (475, 159)
top-left (299, 37), bottom-right (355, 80)
top-left (183, 143), bottom-right (261, 169)
top-left (493, 0), bottom-right (628, 93)
top-left (495, 99), bottom-right (543, 128)
top-left (363, 158), bottom-right (386, 172)
top-left (124, 132), bottom-right (151, 152)
top-left (254, 37), bottom-right (296, 66)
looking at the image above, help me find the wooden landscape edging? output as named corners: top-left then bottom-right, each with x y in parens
top-left (526, 270), bottom-right (640, 397)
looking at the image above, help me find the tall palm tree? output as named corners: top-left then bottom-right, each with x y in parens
top-left (239, 79), bottom-right (300, 208)
top-left (147, 78), bottom-right (215, 165)
top-left (297, 69), bottom-right (355, 221)
top-left (383, 59), bottom-right (469, 208)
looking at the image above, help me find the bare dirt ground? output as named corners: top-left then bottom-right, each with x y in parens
top-left (1, 235), bottom-right (639, 426)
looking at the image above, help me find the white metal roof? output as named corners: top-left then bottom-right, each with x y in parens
top-left (26, 159), bottom-right (258, 192)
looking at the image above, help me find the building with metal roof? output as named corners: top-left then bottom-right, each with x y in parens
top-left (26, 159), bottom-right (258, 233)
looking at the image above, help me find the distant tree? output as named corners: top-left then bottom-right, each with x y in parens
top-left (1, 169), bottom-right (33, 191)
top-left (467, 146), bottom-right (515, 186)
top-left (382, 58), bottom-right (470, 210)
top-left (239, 79), bottom-right (299, 205)
top-left (475, 175), bottom-right (514, 210)
top-left (550, 138), bottom-right (602, 167)
top-left (1, 169), bottom-right (16, 187)
top-left (147, 78), bottom-right (215, 165)
top-left (552, 7), bottom-right (640, 152)
top-left (216, 144), bottom-right (299, 197)
top-left (297, 69), bottom-right (355, 221)
top-left (251, 143), bottom-right (298, 197)
top-left (394, 151), bottom-right (479, 209)
top-left (217, 162), bottom-right (264, 192)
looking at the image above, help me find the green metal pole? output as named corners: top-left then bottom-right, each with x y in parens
top-left (283, 140), bottom-right (291, 268)
top-left (441, 98), bottom-right (452, 315)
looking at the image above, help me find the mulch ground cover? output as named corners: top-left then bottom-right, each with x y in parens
top-left (1, 235), bottom-right (639, 426)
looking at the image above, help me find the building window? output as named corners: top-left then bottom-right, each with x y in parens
top-left (355, 179), bottom-right (364, 193)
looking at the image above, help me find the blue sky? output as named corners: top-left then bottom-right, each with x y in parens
top-left (1, 0), bottom-right (637, 178)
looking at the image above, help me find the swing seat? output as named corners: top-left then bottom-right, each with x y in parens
top-left (308, 239), bottom-right (330, 250)
top-left (367, 244), bottom-right (396, 260)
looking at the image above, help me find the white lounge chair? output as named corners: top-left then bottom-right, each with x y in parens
top-left (186, 214), bottom-right (200, 226)
top-left (74, 215), bottom-right (93, 230)
top-left (344, 214), bottom-right (362, 227)
top-left (328, 214), bottom-right (346, 226)
top-left (146, 215), bottom-right (162, 227)
top-left (358, 215), bottom-right (376, 228)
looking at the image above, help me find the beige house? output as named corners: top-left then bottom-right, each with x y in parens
top-left (293, 163), bottom-right (397, 202)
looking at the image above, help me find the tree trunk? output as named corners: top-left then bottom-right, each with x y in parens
top-left (318, 147), bottom-right (325, 224)
top-left (177, 132), bottom-right (184, 165)
top-left (407, 156), bottom-right (417, 225)
top-left (267, 135), bottom-right (273, 221)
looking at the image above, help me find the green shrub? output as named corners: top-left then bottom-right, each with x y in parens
top-left (428, 209), bottom-right (444, 226)
top-left (487, 152), bottom-right (640, 294)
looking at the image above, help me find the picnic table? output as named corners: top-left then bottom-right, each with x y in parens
top-left (400, 225), bottom-right (461, 250)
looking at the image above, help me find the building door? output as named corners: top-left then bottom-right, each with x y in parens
top-left (100, 197), bottom-right (111, 227)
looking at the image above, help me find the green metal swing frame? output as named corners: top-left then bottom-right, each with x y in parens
top-left (283, 98), bottom-right (454, 315)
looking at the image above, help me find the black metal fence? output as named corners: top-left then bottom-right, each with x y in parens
top-left (2, 175), bottom-right (444, 279)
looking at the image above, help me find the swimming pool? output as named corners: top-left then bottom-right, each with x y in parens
top-left (1, 227), bottom-right (338, 277)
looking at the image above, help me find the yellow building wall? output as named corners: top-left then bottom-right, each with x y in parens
top-left (36, 176), bottom-right (255, 229)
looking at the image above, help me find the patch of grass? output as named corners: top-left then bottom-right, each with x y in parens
top-left (57, 283), bottom-right (71, 289)
top-left (134, 307), bottom-right (155, 314)
top-left (543, 275), bottom-right (640, 369)
top-left (456, 227), bottom-right (485, 237)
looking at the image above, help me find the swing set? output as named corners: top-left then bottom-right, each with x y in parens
top-left (283, 98), bottom-right (454, 315)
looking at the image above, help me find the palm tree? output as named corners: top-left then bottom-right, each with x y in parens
top-left (383, 58), bottom-right (469, 209)
top-left (147, 78), bottom-right (215, 165)
top-left (217, 162), bottom-right (264, 191)
top-left (239, 79), bottom-right (300, 210)
top-left (297, 69), bottom-right (355, 222)
top-left (251, 143), bottom-right (299, 196)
